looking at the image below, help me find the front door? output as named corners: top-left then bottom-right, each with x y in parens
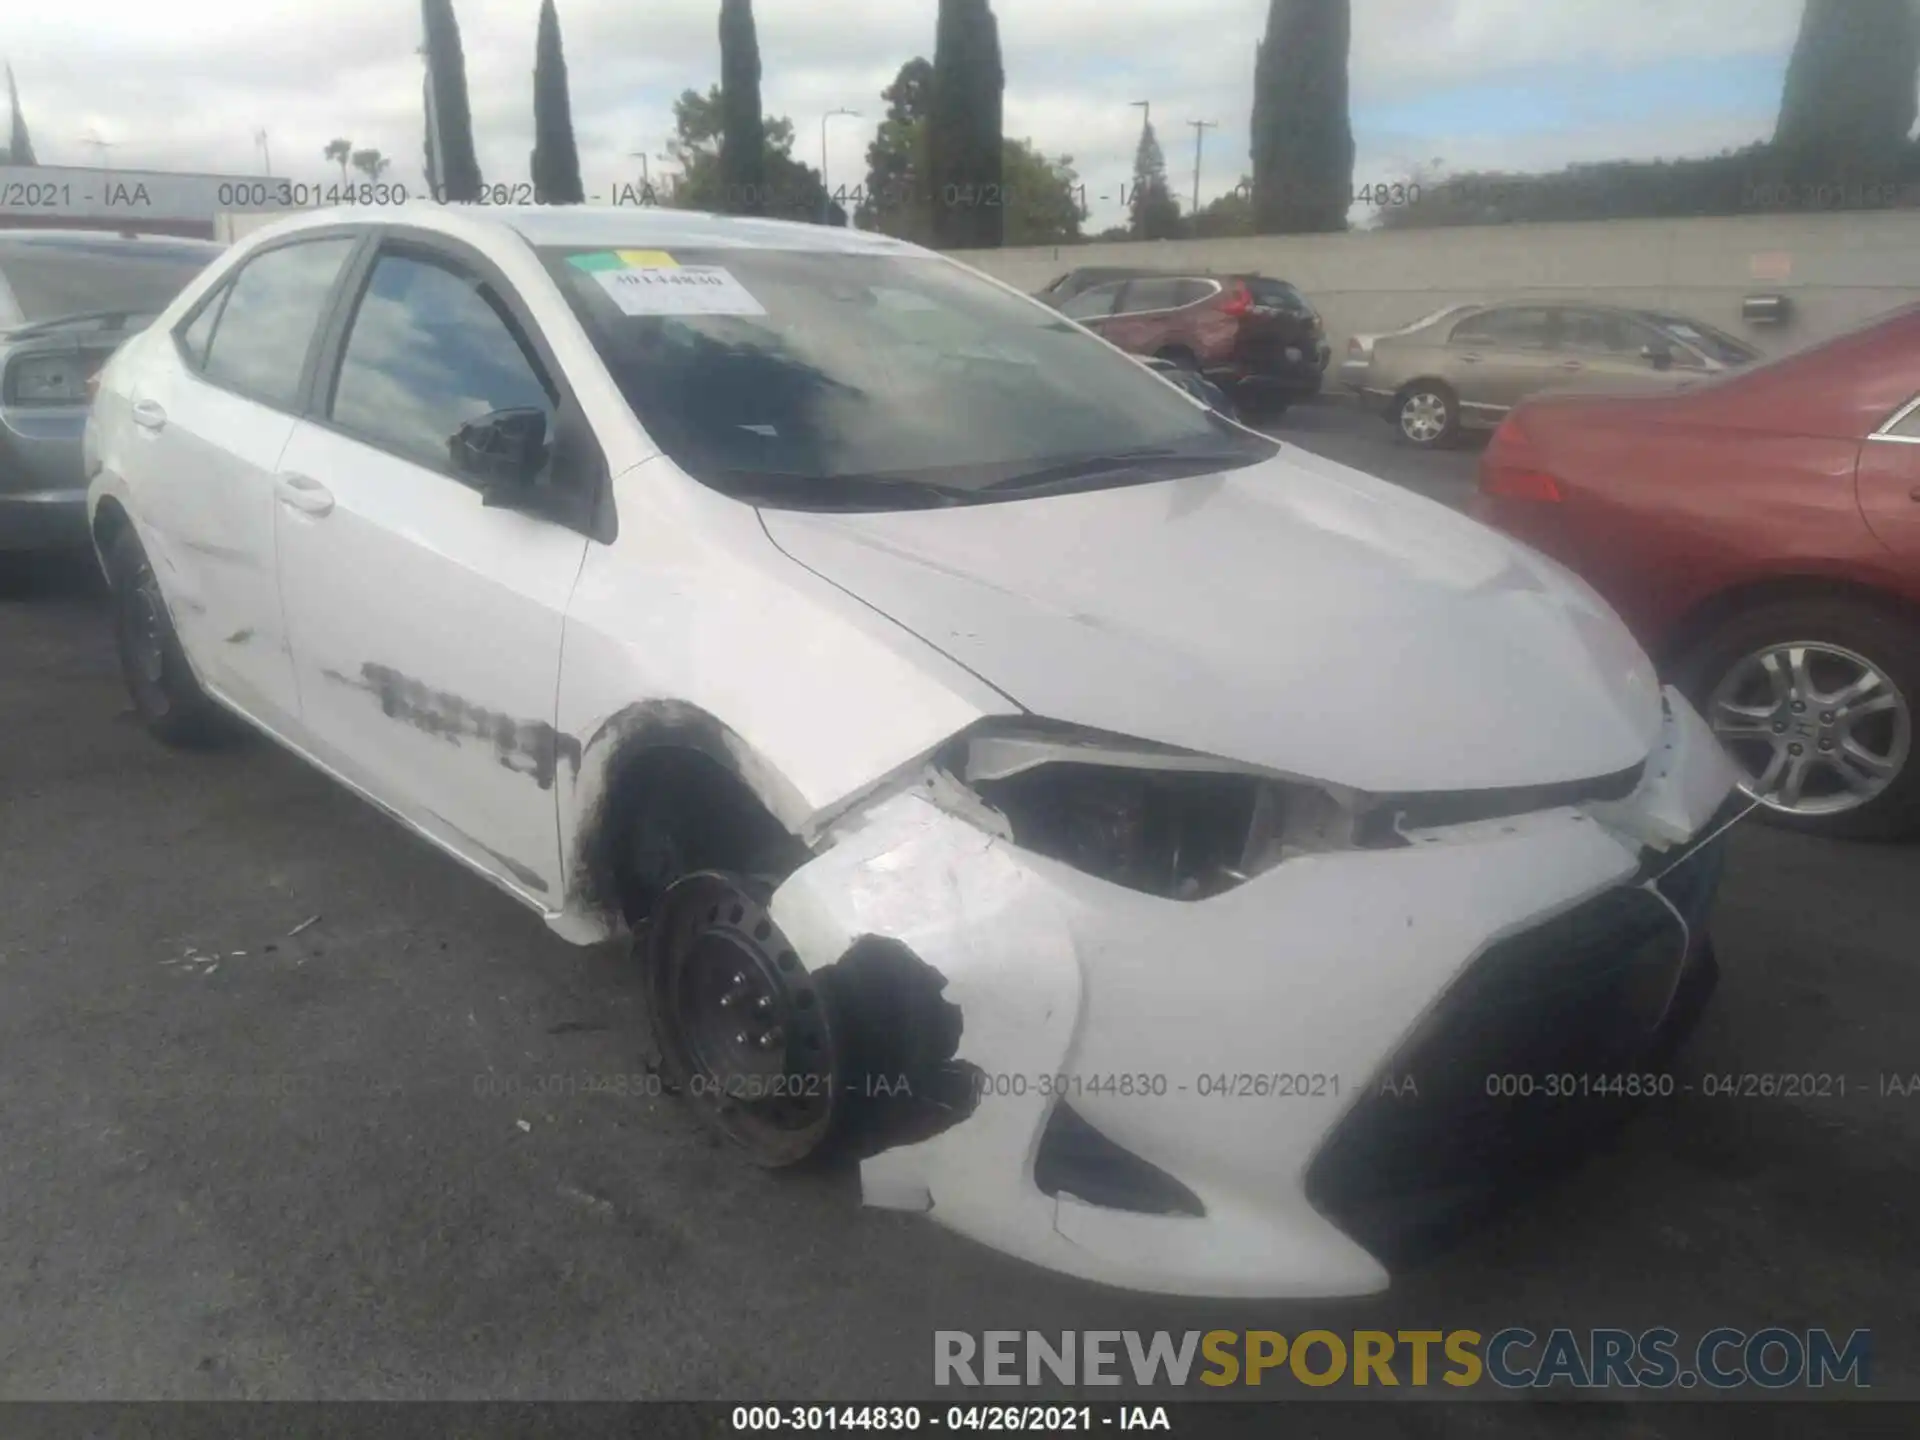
top-left (1859, 397), bottom-right (1920, 566)
top-left (1554, 308), bottom-right (1700, 397)
top-left (273, 239), bottom-right (588, 901)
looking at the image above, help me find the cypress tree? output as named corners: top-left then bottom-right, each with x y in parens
top-left (1774, 0), bottom-right (1919, 172)
top-left (719, 0), bottom-right (767, 214)
top-left (1128, 117), bottom-right (1183, 239)
top-left (1250, 0), bottom-right (1354, 234)
top-left (929, 0), bottom-right (1005, 249)
top-left (531, 0), bottom-right (584, 203)
top-left (6, 64), bottom-right (35, 166)
top-left (423, 0), bottom-right (483, 201)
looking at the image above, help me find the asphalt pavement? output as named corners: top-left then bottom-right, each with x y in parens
top-left (1, 404), bottom-right (1915, 1433)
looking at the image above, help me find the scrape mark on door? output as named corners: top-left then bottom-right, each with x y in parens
top-left (321, 662), bottom-right (580, 792)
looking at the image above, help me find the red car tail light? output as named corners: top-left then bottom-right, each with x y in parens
top-left (1219, 281), bottom-right (1254, 318)
top-left (1480, 413), bottom-right (1564, 504)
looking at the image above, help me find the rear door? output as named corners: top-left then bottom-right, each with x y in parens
top-left (124, 232), bottom-right (360, 733)
top-left (1100, 277), bottom-right (1197, 357)
top-left (1444, 306), bottom-right (1559, 418)
top-left (1057, 281), bottom-right (1126, 333)
top-left (1859, 396), bottom-right (1920, 565)
top-left (271, 231), bottom-right (591, 901)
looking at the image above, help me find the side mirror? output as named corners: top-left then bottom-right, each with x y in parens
top-left (451, 407), bottom-right (550, 497)
top-left (1640, 342), bottom-right (1673, 372)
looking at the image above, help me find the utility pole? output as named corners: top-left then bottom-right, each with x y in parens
top-left (1188, 119), bottom-right (1217, 214)
top-left (79, 130), bottom-right (116, 167)
top-left (254, 128), bottom-right (272, 176)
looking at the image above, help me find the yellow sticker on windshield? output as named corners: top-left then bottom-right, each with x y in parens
top-left (617, 250), bottom-right (678, 268)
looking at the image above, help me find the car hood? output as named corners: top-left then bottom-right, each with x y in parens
top-left (758, 446), bottom-right (1663, 794)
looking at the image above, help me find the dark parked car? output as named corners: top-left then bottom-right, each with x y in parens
top-left (1474, 303), bottom-right (1920, 837)
top-left (1059, 273), bottom-right (1329, 418)
top-left (1, 230), bottom-right (222, 555)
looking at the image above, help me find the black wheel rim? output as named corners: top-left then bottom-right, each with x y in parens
top-left (650, 873), bottom-right (838, 1166)
top-left (118, 557), bottom-right (171, 709)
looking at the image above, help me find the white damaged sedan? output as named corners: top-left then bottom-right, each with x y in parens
top-left (86, 205), bottom-right (1742, 1298)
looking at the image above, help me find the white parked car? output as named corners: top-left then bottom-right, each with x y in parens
top-left (86, 205), bottom-right (1742, 1298)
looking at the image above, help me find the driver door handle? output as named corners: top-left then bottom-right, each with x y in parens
top-left (131, 399), bottom-right (167, 431)
top-left (1559, 360), bottom-right (1585, 370)
top-left (275, 472), bottom-right (335, 517)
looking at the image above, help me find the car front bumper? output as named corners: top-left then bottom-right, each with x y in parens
top-left (767, 689), bottom-right (1740, 1297)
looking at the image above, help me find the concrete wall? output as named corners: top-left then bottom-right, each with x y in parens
top-left (216, 207), bottom-right (1920, 360)
top-left (947, 210), bottom-right (1920, 361)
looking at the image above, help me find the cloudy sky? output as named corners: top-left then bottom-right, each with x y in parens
top-left (2, 0), bottom-right (1884, 231)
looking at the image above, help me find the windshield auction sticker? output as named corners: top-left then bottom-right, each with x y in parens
top-left (574, 249), bottom-right (767, 318)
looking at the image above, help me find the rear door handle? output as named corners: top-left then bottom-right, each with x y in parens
top-left (275, 472), bottom-right (335, 517)
top-left (1559, 360), bottom-right (1585, 370)
top-left (1458, 352), bottom-right (1483, 363)
top-left (131, 399), bottom-right (167, 431)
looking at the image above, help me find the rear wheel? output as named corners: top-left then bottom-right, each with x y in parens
top-left (1395, 382), bottom-right (1458, 448)
top-left (106, 527), bottom-right (226, 747)
top-left (1675, 597), bottom-right (1920, 839)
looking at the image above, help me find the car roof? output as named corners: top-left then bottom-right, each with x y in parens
top-left (0, 228), bottom-right (222, 256)
top-left (247, 203), bottom-right (922, 258)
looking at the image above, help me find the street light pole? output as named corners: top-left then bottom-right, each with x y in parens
top-left (820, 107), bottom-right (860, 225)
top-left (254, 128), bottom-right (272, 176)
top-left (1187, 119), bottom-right (1216, 214)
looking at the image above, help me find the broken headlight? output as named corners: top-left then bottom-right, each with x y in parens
top-left (956, 727), bottom-right (1357, 901)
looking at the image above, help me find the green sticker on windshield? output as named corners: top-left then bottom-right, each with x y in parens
top-left (568, 251), bottom-right (626, 273)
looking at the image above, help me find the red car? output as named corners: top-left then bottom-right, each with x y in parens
top-left (1056, 273), bottom-right (1330, 417)
top-left (1474, 304), bottom-right (1920, 838)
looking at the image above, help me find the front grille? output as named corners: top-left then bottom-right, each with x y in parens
top-left (1304, 817), bottom-right (1734, 1267)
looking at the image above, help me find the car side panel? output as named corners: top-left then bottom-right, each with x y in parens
top-left (1857, 435), bottom-right (1920, 570)
top-left (550, 461), bottom-right (1019, 942)
top-left (1490, 411), bottom-right (1887, 649)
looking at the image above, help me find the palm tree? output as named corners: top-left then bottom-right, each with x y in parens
top-left (323, 137), bottom-right (352, 184)
top-left (350, 148), bottom-right (391, 181)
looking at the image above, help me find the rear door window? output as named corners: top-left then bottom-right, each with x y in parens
top-left (1118, 279), bottom-right (1189, 314)
top-left (1172, 279), bottom-right (1219, 307)
top-left (199, 238), bottom-right (357, 411)
top-left (177, 283), bottom-right (230, 371)
top-left (1450, 307), bottom-right (1553, 350)
top-left (1059, 282), bottom-right (1125, 321)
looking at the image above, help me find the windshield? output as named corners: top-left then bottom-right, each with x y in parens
top-left (541, 246), bottom-right (1274, 509)
top-left (1645, 313), bottom-right (1760, 366)
top-left (0, 237), bottom-right (219, 327)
